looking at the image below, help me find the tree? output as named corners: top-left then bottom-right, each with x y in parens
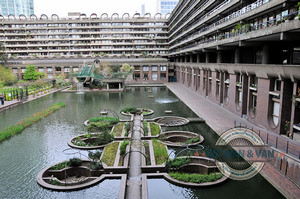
top-left (120, 63), bottom-right (134, 73)
top-left (0, 42), bottom-right (8, 64)
top-left (0, 64), bottom-right (17, 86)
top-left (23, 65), bottom-right (44, 81)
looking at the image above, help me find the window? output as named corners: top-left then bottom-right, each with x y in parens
top-left (65, 68), bottom-right (70, 72)
top-left (38, 68), bottom-right (44, 72)
top-left (73, 68), bottom-right (79, 72)
top-left (143, 66), bottom-right (149, 71)
top-left (250, 94), bottom-right (257, 117)
top-left (160, 66), bottom-right (167, 71)
top-left (152, 66), bottom-right (158, 71)
top-left (152, 73), bottom-right (157, 81)
top-left (274, 79), bottom-right (281, 91)
top-left (21, 68), bottom-right (26, 73)
top-left (272, 101), bottom-right (280, 126)
top-left (238, 90), bottom-right (242, 108)
top-left (47, 68), bottom-right (53, 72)
top-left (13, 68), bottom-right (18, 73)
top-left (160, 73), bottom-right (166, 81)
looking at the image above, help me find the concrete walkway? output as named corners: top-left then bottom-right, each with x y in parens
top-left (166, 82), bottom-right (300, 199)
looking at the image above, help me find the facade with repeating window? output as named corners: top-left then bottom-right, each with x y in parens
top-left (0, 0), bottom-right (34, 17)
top-left (169, 0), bottom-right (300, 138)
top-left (156, 0), bottom-right (179, 15)
top-left (1, 0), bottom-right (300, 137)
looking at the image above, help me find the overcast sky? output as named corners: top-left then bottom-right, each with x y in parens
top-left (34, 0), bottom-right (157, 17)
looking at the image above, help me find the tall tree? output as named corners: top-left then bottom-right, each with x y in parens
top-left (0, 42), bottom-right (8, 64)
top-left (0, 64), bottom-right (16, 86)
top-left (23, 65), bottom-right (44, 81)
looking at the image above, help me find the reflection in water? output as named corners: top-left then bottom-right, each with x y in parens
top-left (155, 98), bottom-right (179, 104)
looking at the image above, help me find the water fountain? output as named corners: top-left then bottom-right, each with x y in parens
top-left (76, 82), bottom-right (85, 94)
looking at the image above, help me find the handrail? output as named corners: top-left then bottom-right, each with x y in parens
top-left (234, 120), bottom-right (300, 159)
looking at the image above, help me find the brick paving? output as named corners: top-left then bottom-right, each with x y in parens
top-left (166, 82), bottom-right (300, 199)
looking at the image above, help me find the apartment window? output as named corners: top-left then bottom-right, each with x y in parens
top-left (152, 66), bottom-right (158, 71)
top-left (160, 66), bottom-right (167, 71)
top-left (152, 73), bottom-right (157, 81)
top-left (160, 73), bottom-right (166, 81)
top-left (143, 66), bottom-right (149, 71)
top-left (47, 68), bottom-right (53, 72)
top-left (13, 68), bottom-right (18, 73)
top-left (65, 68), bottom-right (70, 72)
top-left (48, 74), bottom-right (53, 78)
top-left (237, 90), bottom-right (242, 109)
top-left (38, 68), bottom-right (44, 72)
top-left (272, 101), bottom-right (280, 126)
top-left (73, 68), bottom-right (79, 72)
top-left (274, 79), bottom-right (281, 92)
top-left (143, 73), bottom-right (148, 80)
top-left (21, 68), bottom-right (26, 73)
top-left (250, 93), bottom-right (257, 117)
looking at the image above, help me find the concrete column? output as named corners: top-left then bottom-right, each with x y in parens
top-left (119, 83), bottom-right (121, 89)
top-left (235, 48), bottom-right (241, 63)
top-left (262, 45), bottom-right (270, 64)
top-left (107, 83), bottom-right (109, 90)
top-left (217, 51), bottom-right (222, 63)
top-left (290, 82), bottom-right (298, 139)
top-left (205, 53), bottom-right (210, 63)
top-left (197, 54), bottom-right (200, 63)
top-left (191, 67), bottom-right (195, 91)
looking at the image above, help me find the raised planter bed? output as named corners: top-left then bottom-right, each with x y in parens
top-left (158, 131), bottom-right (204, 147)
top-left (68, 133), bottom-right (113, 150)
top-left (153, 116), bottom-right (189, 126)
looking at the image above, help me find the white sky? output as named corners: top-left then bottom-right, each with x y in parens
top-left (34, 0), bottom-right (157, 17)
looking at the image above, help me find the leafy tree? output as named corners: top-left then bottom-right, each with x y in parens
top-left (0, 64), bottom-right (17, 86)
top-left (23, 65), bottom-right (44, 81)
top-left (0, 42), bottom-right (8, 64)
top-left (120, 63), bottom-right (134, 72)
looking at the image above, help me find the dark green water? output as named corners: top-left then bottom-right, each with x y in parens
top-left (0, 87), bottom-right (284, 198)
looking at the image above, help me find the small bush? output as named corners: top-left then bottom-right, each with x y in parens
top-left (120, 139), bottom-right (130, 156)
top-left (186, 137), bottom-right (200, 144)
top-left (143, 121), bottom-right (148, 135)
top-left (93, 131), bottom-right (114, 145)
top-left (169, 172), bottom-right (223, 183)
top-left (124, 122), bottom-right (131, 136)
top-left (165, 157), bottom-right (191, 170)
top-left (121, 107), bottom-right (137, 114)
top-left (87, 121), bottom-right (110, 132)
top-left (50, 162), bottom-right (68, 170)
top-left (72, 140), bottom-right (86, 146)
top-left (88, 151), bottom-right (102, 161)
top-left (89, 117), bottom-right (119, 124)
top-left (88, 161), bottom-right (103, 170)
top-left (68, 158), bottom-right (82, 167)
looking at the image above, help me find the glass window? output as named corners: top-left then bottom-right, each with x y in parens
top-left (47, 68), bottom-right (53, 72)
top-left (39, 68), bottom-right (44, 72)
top-left (143, 66), bottom-right (149, 71)
top-left (160, 66), bottom-right (167, 71)
top-left (152, 73), bottom-right (157, 81)
top-left (272, 101), bottom-right (280, 126)
top-left (152, 66), bottom-right (157, 71)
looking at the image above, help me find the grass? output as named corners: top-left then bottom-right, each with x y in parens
top-left (169, 172), bottom-right (223, 183)
top-left (119, 139), bottom-right (130, 156)
top-left (152, 138), bottom-right (168, 165)
top-left (143, 121), bottom-right (148, 136)
top-left (112, 122), bottom-right (124, 137)
top-left (0, 103), bottom-right (65, 143)
top-left (150, 123), bottom-right (160, 136)
top-left (101, 142), bottom-right (119, 166)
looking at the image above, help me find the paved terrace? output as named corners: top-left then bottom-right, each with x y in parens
top-left (166, 82), bottom-right (300, 199)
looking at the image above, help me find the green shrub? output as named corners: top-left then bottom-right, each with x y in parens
top-left (124, 122), bottom-right (131, 136)
top-left (89, 117), bottom-right (119, 124)
top-left (186, 137), bottom-right (200, 144)
top-left (68, 158), bottom-right (82, 167)
top-left (87, 121), bottom-right (110, 132)
top-left (72, 140), bottom-right (86, 146)
top-left (165, 157), bottom-right (191, 170)
top-left (50, 162), bottom-right (68, 170)
top-left (169, 172), bottom-right (223, 183)
top-left (120, 139), bottom-right (130, 156)
top-left (94, 131), bottom-right (114, 145)
top-left (88, 161), bottom-right (103, 170)
top-left (88, 151), bottom-right (102, 161)
top-left (121, 107), bottom-right (137, 114)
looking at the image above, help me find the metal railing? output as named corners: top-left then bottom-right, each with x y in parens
top-left (234, 120), bottom-right (300, 159)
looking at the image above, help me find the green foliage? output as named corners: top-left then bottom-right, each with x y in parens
top-left (50, 178), bottom-right (61, 185)
top-left (150, 123), bottom-right (160, 135)
top-left (120, 63), bottom-right (134, 72)
top-left (89, 117), bottom-right (119, 124)
top-left (121, 107), bottom-right (137, 114)
top-left (0, 65), bottom-right (17, 86)
top-left (0, 103), bottom-right (65, 143)
top-left (88, 161), bottom-right (103, 170)
top-left (186, 137), bottom-right (200, 144)
top-left (143, 121), bottom-right (148, 136)
top-left (23, 65), bottom-right (44, 81)
top-left (112, 122), bottom-right (124, 136)
top-left (94, 131), bottom-right (114, 145)
top-left (101, 142), bottom-right (119, 166)
top-left (68, 158), bottom-right (82, 167)
top-left (169, 172), bottom-right (223, 183)
top-left (86, 121), bottom-right (110, 132)
top-left (124, 122), bottom-right (131, 136)
top-left (72, 140), bottom-right (86, 146)
top-left (152, 138), bottom-right (168, 165)
top-left (88, 151), bottom-right (102, 161)
top-left (120, 139), bottom-right (130, 156)
top-left (0, 42), bottom-right (8, 64)
top-left (165, 157), bottom-right (191, 170)
top-left (50, 162), bottom-right (68, 170)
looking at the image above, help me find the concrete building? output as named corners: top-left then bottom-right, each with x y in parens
top-left (1, 0), bottom-right (300, 138)
top-left (0, 0), bottom-right (34, 17)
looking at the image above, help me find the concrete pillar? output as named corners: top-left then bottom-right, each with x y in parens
top-left (197, 54), bottom-right (200, 63)
top-left (119, 83), bottom-right (121, 89)
top-left (205, 53), bottom-right (210, 63)
top-left (262, 45), bottom-right (270, 64)
top-left (235, 48), bottom-right (241, 63)
top-left (107, 83), bottom-right (109, 90)
top-left (290, 82), bottom-right (298, 139)
top-left (191, 67), bottom-right (195, 90)
top-left (217, 51), bottom-right (222, 63)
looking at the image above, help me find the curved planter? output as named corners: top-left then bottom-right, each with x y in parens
top-left (165, 156), bottom-right (228, 187)
top-left (68, 133), bottom-right (112, 150)
top-left (36, 160), bottom-right (104, 191)
top-left (158, 131), bottom-right (204, 147)
top-left (153, 116), bottom-right (189, 126)
top-left (120, 108), bottom-right (154, 117)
